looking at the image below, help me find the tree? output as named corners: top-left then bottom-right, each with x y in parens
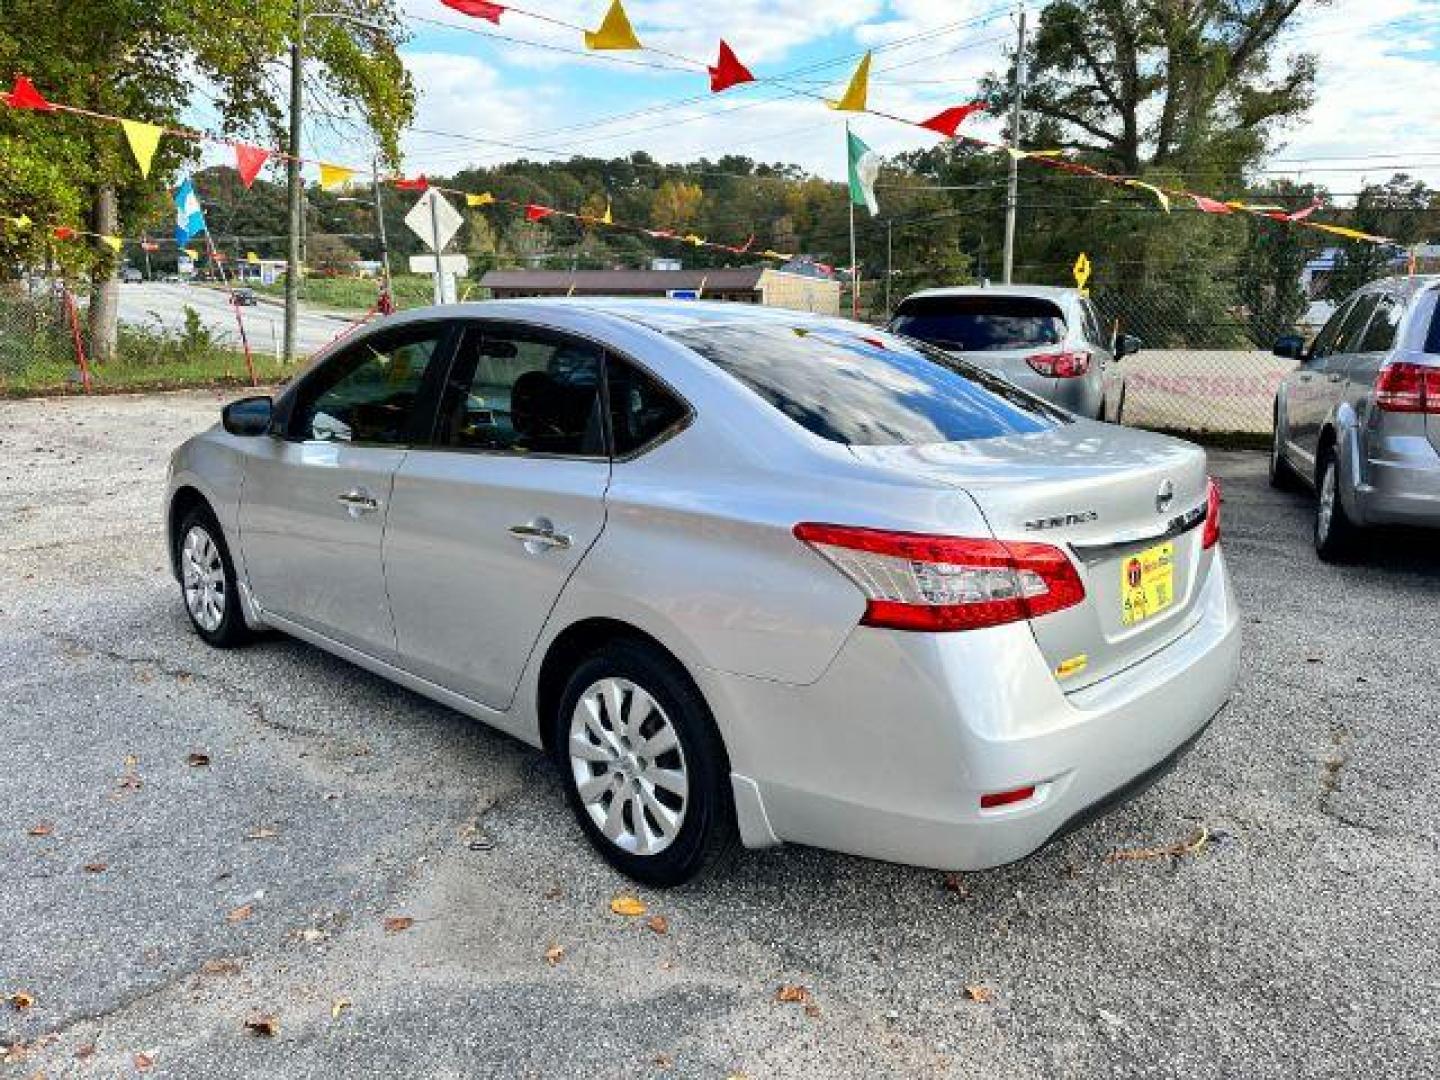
top-left (308, 234), bottom-right (360, 277)
top-left (1326, 175), bottom-right (1436, 299)
top-left (0, 0), bottom-right (413, 359)
top-left (651, 180), bottom-right (704, 233)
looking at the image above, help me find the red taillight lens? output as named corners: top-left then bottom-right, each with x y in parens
top-left (793, 523), bottom-right (1086, 632)
top-left (1026, 350), bottom-right (1091, 378)
top-left (1375, 362), bottom-right (1440, 413)
top-left (1202, 477), bottom-right (1222, 549)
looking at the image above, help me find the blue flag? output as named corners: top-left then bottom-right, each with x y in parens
top-left (174, 177), bottom-right (206, 247)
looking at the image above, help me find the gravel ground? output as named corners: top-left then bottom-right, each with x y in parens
top-left (1, 391), bottom-right (1437, 1079)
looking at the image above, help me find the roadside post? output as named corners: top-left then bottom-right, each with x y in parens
top-left (404, 189), bottom-right (464, 305)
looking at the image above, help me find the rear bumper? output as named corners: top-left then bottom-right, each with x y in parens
top-left (701, 548), bottom-right (1240, 871)
top-left (1357, 435), bottom-right (1440, 526)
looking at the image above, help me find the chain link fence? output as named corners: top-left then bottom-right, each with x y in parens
top-left (0, 281), bottom-right (86, 388)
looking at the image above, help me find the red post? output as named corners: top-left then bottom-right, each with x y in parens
top-left (62, 285), bottom-right (91, 393)
top-left (203, 232), bottom-right (258, 387)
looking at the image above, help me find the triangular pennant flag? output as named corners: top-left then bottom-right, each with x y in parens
top-left (3, 75), bottom-right (54, 111)
top-left (466, 192), bottom-right (495, 207)
top-left (246, 251), bottom-right (261, 264)
top-left (708, 40), bottom-right (755, 93)
top-left (99, 235), bottom-right (123, 253)
top-left (1191, 194), bottom-right (1232, 214)
top-left (141, 240), bottom-right (159, 252)
top-left (52, 226), bottom-right (75, 240)
top-left (918, 102), bottom-right (985, 137)
top-left (1307, 222), bottom-right (1389, 244)
top-left (732, 234), bottom-right (754, 254)
top-left (1125, 179), bottom-right (1170, 212)
top-left (1282, 198), bottom-right (1322, 222)
top-left (121, 120), bottom-right (164, 179)
top-left (8, 214), bottom-right (31, 229)
top-left (233, 144), bottom-right (270, 188)
top-left (647, 229), bottom-right (674, 239)
top-left (761, 249), bottom-right (792, 261)
top-left (319, 163), bottom-right (356, 190)
top-left (395, 174), bottom-right (429, 191)
top-left (584, 0), bottom-right (642, 50)
top-left (601, 199), bottom-right (613, 225)
top-left (440, 0), bottom-right (505, 21)
top-left (828, 52), bottom-right (871, 112)
top-left (182, 247), bottom-right (199, 259)
top-left (525, 203), bottom-right (554, 222)
top-left (683, 233), bottom-right (705, 246)
top-left (1226, 200), bottom-right (1284, 213)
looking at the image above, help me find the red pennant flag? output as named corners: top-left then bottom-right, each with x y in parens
top-left (395, 175), bottom-right (429, 191)
top-left (708, 40), bottom-right (755, 93)
top-left (52, 226), bottom-right (75, 240)
top-left (233, 144), bottom-right (270, 189)
top-left (1191, 194), bottom-right (1232, 214)
top-left (441, 0), bottom-right (505, 21)
top-left (1282, 198), bottom-right (1322, 222)
top-left (525, 203), bottom-right (554, 222)
top-left (141, 241), bottom-right (160, 252)
top-left (918, 102), bottom-right (985, 137)
top-left (3, 75), bottom-right (55, 112)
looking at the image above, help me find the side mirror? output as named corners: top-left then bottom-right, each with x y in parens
top-left (1115, 333), bottom-right (1143, 359)
top-left (222, 395), bottom-right (273, 437)
top-left (1273, 334), bottom-right (1306, 361)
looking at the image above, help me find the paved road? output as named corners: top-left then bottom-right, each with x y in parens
top-left (116, 282), bottom-right (355, 358)
top-left (1, 392), bottom-right (1437, 1077)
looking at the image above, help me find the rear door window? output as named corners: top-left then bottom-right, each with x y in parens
top-left (1358, 294), bottom-right (1402, 353)
top-left (671, 323), bottom-right (1065, 447)
top-left (890, 295), bottom-right (1067, 352)
top-left (1329, 294), bottom-right (1380, 357)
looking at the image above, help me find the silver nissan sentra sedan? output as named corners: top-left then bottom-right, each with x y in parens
top-left (166, 299), bottom-right (1240, 886)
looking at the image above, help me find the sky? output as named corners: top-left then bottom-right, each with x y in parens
top-left (281, 0), bottom-right (1440, 203)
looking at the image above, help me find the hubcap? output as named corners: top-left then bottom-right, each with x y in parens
top-left (568, 677), bottom-right (688, 856)
top-left (181, 525), bottom-right (226, 632)
top-left (1318, 463), bottom-right (1336, 541)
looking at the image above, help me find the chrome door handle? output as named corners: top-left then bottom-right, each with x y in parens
top-left (508, 521), bottom-right (572, 550)
top-left (337, 489), bottom-right (380, 514)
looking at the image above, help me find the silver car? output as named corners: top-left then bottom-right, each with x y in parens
top-left (167, 300), bottom-right (1239, 886)
top-left (1271, 275), bottom-right (1440, 560)
top-left (888, 284), bottom-right (1140, 421)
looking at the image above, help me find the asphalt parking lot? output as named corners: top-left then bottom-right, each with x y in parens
top-left (2, 391), bottom-right (1437, 1079)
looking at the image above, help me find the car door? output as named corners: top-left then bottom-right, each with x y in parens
top-left (383, 321), bottom-right (612, 709)
top-left (238, 322), bottom-right (453, 658)
top-left (1287, 296), bottom-right (1360, 467)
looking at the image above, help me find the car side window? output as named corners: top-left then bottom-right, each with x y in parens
top-left (1079, 301), bottom-right (1106, 348)
top-left (292, 327), bottom-right (445, 444)
top-left (607, 355), bottom-right (688, 457)
top-left (1329, 294), bottom-right (1380, 357)
top-left (433, 324), bottom-right (605, 457)
top-left (1309, 298), bottom-right (1355, 360)
top-left (1358, 294), bottom-right (1402, 353)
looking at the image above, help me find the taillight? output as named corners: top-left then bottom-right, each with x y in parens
top-left (1202, 477), bottom-right (1221, 549)
top-left (1026, 350), bottom-right (1091, 378)
top-left (1375, 362), bottom-right (1440, 413)
top-left (793, 523), bottom-right (1086, 632)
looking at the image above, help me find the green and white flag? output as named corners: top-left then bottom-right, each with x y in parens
top-left (847, 126), bottom-right (880, 216)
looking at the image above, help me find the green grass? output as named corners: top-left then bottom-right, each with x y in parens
top-left (0, 350), bottom-right (291, 396)
top-left (254, 274), bottom-right (439, 312)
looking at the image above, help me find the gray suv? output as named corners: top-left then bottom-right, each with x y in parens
top-left (1271, 275), bottom-right (1440, 560)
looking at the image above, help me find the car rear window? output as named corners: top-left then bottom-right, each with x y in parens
top-left (890, 295), bottom-right (1067, 352)
top-left (670, 323), bottom-right (1065, 447)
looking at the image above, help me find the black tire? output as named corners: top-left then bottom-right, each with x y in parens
top-left (1314, 449), bottom-right (1360, 562)
top-left (551, 640), bottom-right (738, 887)
top-left (175, 505), bottom-right (256, 648)
top-left (1269, 410), bottom-right (1301, 491)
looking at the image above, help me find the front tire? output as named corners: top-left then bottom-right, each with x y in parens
top-left (553, 640), bottom-right (738, 887)
top-left (176, 506), bottom-right (255, 647)
top-left (1314, 450), bottom-right (1360, 562)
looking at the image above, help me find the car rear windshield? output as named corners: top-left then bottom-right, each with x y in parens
top-left (670, 323), bottom-right (1065, 447)
top-left (890, 295), bottom-right (1067, 352)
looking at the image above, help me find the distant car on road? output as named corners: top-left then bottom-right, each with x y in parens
top-left (120, 267), bottom-right (144, 284)
top-left (1271, 275), bottom-right (1440, 560)
top-left (229, 288), bottom-right (258, 307)
top-left (166, 299), bottom-right (1238, 886)
top-left (888, 284), bottom-right (1140, 422)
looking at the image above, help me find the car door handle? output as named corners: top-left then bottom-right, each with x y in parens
top-left (508, 521), bottom-right (573, 550)
top-left (337, 489), bottom-right (381, 514)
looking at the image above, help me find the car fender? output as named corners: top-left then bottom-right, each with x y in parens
top-left (1331, 403), bottom-right (1370, 523)
top-left (167, 434), bottom-right (262, 626)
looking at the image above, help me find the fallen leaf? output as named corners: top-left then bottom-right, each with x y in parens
top-left (382, 916), bottom-right (414, 934)
top-left (775, 985), bottom-right (810, 1005)
top-left (74, 1044), bottom-right (96, 1061)
top-left (542, 885), bottom-right (562, 900)
top-left (331, 997), bottom-right (352, 1020)
top-left (225, 903), bottom-right (255, 924)
top-left (133, 1051), bottom-right (155, 1071)
top-left (244, 827), bottom-right (278, 841)
top-left (653, 1052), bottom-right (675, 1069)
top-left (1106, 825), bottom-right (1210, 864)
top-left (964, 984), bottom-right (995, 1004)
top-left (117, 773), bottom-right (142, 791)
top-left (26, 823), bottom-right (52, 837)
top-left (298, 928), bottom-right (329, 944)
top-left (804, 1003), bottom-right (822, 1019)
top-left (8, 990), bottom-right (35, 1010)
top-left (124, 755), bottom-right (138, 768)
top-left (83, 862), bottom-right (107, 874)
top-left (646, 915), bottom-right (669, 935)
top-left (942, 872), bottom-right (970, 897)
top-left (201, 958), bottom-right (242, 976)
top-left (609, 895), bottom-right (647, 917)
top-left (243, 1013), bottom-right (278, 1038)
top-left (544, 944), bottom-right (565, 966)
top-left (186, 752), bottom-right (211, 768)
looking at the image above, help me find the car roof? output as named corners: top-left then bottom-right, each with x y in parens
top-left (898, 284), bottom-right (1081, 305)
top-left (385, 296), bottom-right (862, 335)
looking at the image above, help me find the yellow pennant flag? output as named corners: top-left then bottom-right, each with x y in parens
top-left (1309, 222), bottom-right (1390, 244)
top-left (1003, 146), bottom-right (1064, 162)
top-left (683, 233), bottom-right (705, 246)
top-left (121, 120), bottom-right (164, 179)
top-left (8, 214), bottom-right (31, 229)
top-left (466, 192), bottom-right (495, 207)
top-left (182, 247), bottom-right (199, 259)
top-left (99, 235), bottom-right (123, 253)
top-left (601, 199), bottom-right (613, 225)
top-left (246, 251), bottom-right (261, 264)
top-left (1125, 179), bottom-right (1170, 213)
top-left (319, 163), bottom-right (356, 190)
top-left (584, 0), bottom-right (641, 50)
top-left (761, 249), bottom-right (792, 261)
top-left (828, 52), bottom-right (871, 112)
top-left (1226, 200), bottom-right (1284, 213)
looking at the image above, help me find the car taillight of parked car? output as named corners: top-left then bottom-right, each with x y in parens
top-left (1025, 351), bottom-right (1091, 379)
top-left (1202, 477), bottom-right (1222, 550)
top-left (793, 524), bottom-right (1086, 632)
top-left (1375, 362), bottom-right (1440, 414)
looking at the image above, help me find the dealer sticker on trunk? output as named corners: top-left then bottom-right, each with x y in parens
top-left (1120, 541), bottom-right (1175, 626)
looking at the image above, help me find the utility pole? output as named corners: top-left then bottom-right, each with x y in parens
top-left (283, 0), bottom-right (304, 364)
top-left (1002, 1), bottom-right (1027, 285)
top-left (371, 157), bottom-right (393, 311)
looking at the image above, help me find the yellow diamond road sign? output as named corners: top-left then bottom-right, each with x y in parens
top-left (1073, 252), bottom-right (1092, 294)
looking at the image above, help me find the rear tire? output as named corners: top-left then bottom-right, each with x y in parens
top-left (175, 506), bottom-right (256, 648)
top-left (1314, 450), bottom-right (1360, 562)
top-left (552, 640), bottom-right (738, 887)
